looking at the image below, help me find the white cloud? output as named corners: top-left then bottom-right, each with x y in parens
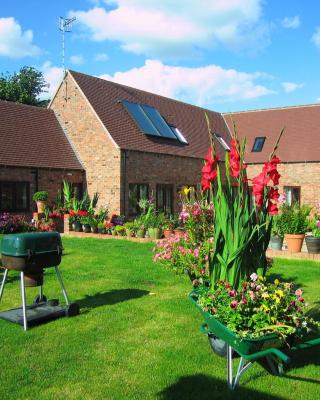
top-left (312, 27), bottom-right (320, 49)
top-left (281, 16), bottom-right (300, 29)
top-left (0, 17), bottom-right (40, 58)
top-left (282, 82), bottom-right (304, 93)
top-left (70, 54), bottom-right (85, 65)
top-left (40, 61), bottom-right (64, 99)
top-left (100, 59), bottom-right (275, 107)
top-left (317, 97), bottom-right (320, 102)
top-left (70, 0), bottom-right (270, 58)
top-left (94, 52), bottom-right (109, 61)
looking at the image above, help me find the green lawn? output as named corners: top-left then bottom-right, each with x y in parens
top-left (0, 236), bottom-right (319, 400)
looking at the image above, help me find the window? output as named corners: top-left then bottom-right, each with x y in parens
top-left (122, 100), bottom-right (187, 144)
top-left (0, 182), bottom-right (30, 212)
top-left (128, 184), bottom-right (149, 215)
top-left (252, 137), bottom-right (266, 152)
top-left (156, 184), bottom-right (173, 215)
top-left (170, 126), bottom-right (188, 144)
top-left (72, 183), bottom-right (83, 200)
top-left (284, 186), bottom-right (300, 206)
top-left (214, 133), bottom-right (230, 151)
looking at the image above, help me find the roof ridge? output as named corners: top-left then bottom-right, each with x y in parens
top-left (69, 69), bottom-right (222, 117)
top-left (223, 103), bottom-right (320, 115)
top-left (0, 99), bottom-right (52, 112)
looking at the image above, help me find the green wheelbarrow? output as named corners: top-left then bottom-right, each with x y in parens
top-left (189, 291), bottom-right (320, 390)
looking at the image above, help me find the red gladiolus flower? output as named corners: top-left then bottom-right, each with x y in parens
top-left (268, 201), bottom-right (278, 215)
top-left (201, 147), bottom-right (218, 191)
top-left (229, 139), bottom-right (241, 178)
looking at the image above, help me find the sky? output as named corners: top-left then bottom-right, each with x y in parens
top-left (1, 0), bottom-right (320, 112)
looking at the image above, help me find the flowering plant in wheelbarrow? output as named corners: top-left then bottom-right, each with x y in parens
top-left (190, 117), bottom-right (320, 350)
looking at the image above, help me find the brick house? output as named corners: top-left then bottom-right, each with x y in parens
top-left (49, 70), bottom-right (230, 216)
top-left (2, 70), bottom-right (320, 218)
top-left (0, 100), bottom-right (84, 216)
top-left (224, 105), bottom-right (320, 207)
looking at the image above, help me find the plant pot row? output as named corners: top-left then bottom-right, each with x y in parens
top-left (269, 234), bottom-right (320, 254)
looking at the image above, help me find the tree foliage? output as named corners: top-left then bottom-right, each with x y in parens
top-left (0, 66), bottom-right (49, 107)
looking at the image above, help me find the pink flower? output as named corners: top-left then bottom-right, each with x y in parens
top-left (230, 300), bottom-right (238, 309)
top-left (250, 273), bottom-right (258, 282)
top-left (295, 288), bottom-right (303, 297)
top-left (193, 248), bottom-right (200, 257)
top-left (228, 289), bottom-right (237, 297)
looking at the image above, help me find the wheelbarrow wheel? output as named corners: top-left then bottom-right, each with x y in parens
top-left (33, 294), bottom-right (47, 304)
top-left (66, 303), bottom-right (80, 317)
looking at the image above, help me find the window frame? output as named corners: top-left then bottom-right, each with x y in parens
top-left (156, 184), bottom-right (173, 215)
top-left (128, 183), bottom-right (149, 216)
top-left (284, 186), bottom-right (301, 206)
top-left (0, 181), bottom-right (30, 212)
top-left (252, 137), bottom-right (266, 152)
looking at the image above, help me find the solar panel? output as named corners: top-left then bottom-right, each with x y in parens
top-left (122, 100), bottom-right (160, 137)
top-left (122, 100), bottom-right (187, 144)
top-left (141, 104), bottom-right (177, 139)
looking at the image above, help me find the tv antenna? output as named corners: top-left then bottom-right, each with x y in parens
top-left (59, 16), bottom-right (76, 73)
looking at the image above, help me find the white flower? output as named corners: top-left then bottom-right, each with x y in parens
top-left (250, 272), bottom-right (258, 282)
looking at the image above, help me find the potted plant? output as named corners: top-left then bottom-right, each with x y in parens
top-left (115, 225), bottom-right (126, 236)
top-left (111, 227), bottom-right (117, 236)
top-left (163, 216), bottom-right (176, 239)
top-left (97, 222), bottom-right (105, 234)
top-left (136, 224), bottom-right (146, 238)
top-left (269, 213), bottom-right (284, 250)
top-left (80, 216), bottom-right (92, 233)
top-left (90, 218), bottom-right (98, 233)
top-left (69, 212), bottom-right (82, 232)
top-left (305, 216), bottom-right (320, 254)
top-left (282, 204), bottom-right (310, 253)
top-left (124, 221), bottom-right (135, 237)
top-left (33, 191), bottom-right (48, 213)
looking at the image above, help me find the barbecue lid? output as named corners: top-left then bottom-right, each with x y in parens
top-left (1, 232), bottom-right (62, 257)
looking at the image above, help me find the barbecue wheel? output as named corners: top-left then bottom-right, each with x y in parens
top-left (66, 303), bottom-right (80, 317)
top-left (33, 294), bottom-right (47, 304)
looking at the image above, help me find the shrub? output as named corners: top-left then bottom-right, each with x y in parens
top-left (32, 191), bottom-right (48, 202)
top-left (115, 225), bottom-right (126, 236)
top-left (281, 204), bottom-right (311, 234)
top-left (0, 213), bottom-right (36, 234)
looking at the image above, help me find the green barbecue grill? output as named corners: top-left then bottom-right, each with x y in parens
top-left (0, 232), bottom-right (79, 330)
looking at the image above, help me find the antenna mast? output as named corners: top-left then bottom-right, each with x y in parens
top-left (59, 16), bottom-right (76, 73)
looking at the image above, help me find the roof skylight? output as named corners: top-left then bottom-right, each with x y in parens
top-left (252, 137), bottom-right (266, 152)
top-left (122, 100), bottom-right (187, 144)
top-left (214, 133), bottom-right (230, 151)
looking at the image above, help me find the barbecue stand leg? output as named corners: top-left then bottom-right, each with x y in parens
top-left (227, 345), bottom-right (253, 390)
top-left (20, 272), bottom-right (28, 331)
top-left (54, 266), bottom-right (70, 305)
top-left (0, 269), bottom-right (8, 302)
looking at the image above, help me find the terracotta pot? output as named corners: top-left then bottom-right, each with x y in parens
top-left (174, 228), bottom-right (186, 238)
top-left (285, 234), bottom-right (305, 253)
top-left (163, 229), bottom-right (174, 239)
top-left (36, 201), bottom-right (46, 213)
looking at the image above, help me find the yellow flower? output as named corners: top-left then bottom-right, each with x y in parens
top-left (261, 292), bottom-right (270, 299)
top-left (260, 304), bottom-right (270, 313)
top-left (275, 289), bottom-right (284, 298)
top-left (272, 295), bottom-right (281, 304)
top-left (183, 186), bottom-right (192, 196)
top-left (274, 279), bottom-right (280, 286)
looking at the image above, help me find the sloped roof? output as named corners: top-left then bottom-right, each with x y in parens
top-left (69, 70), bottom-right (231, 159)
top-left (0, 100), bottom-right (83, 170)
top-left (224, 105), bottom-right (320, 163)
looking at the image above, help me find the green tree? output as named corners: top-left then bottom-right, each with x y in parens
top-left (0, 66), bottom-right (49, 107)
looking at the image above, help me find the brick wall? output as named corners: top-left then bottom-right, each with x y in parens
top-left (123, 150), bottom-right (203, 215)
top-left (50, 73), bottom-right (122, 214)
top-left (0, 166), bottom-right (83, 215)
top-left (246, 162), bottom-right (320, 206)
